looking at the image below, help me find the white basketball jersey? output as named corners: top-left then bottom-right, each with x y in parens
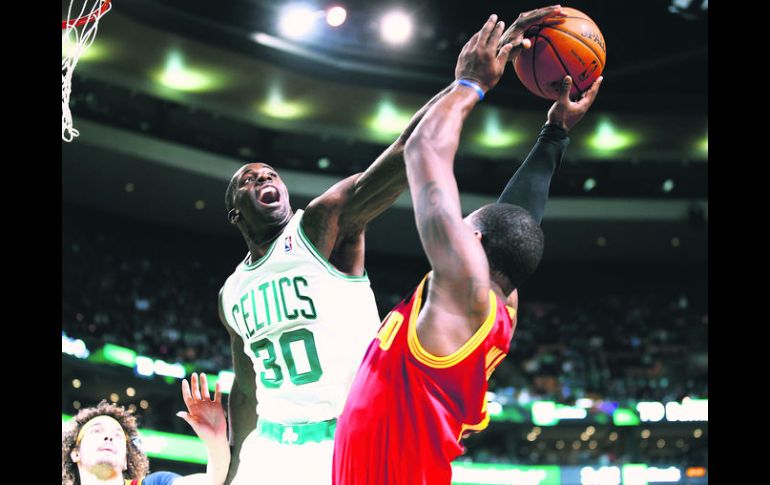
top-left (221, 210), bottom-right (381, 424)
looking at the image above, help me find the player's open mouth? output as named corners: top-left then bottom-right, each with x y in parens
top-left (258, 186), bottom-right (281, 206)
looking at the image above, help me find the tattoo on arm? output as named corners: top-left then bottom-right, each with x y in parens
top-left (417, 183), bottom-right (490, 319)
top-left (416, 182), bottom-right (458, 259)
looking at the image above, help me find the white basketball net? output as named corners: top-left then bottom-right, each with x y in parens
top-left (62, 0), bottom-right (111, 142)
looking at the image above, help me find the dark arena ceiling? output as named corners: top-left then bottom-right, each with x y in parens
top-left (62, 0), bottom-right (707, 264)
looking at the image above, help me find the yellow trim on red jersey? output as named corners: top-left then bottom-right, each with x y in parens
top-left (485, 352), bottom-right (507, 380)
top-left (506, 306), bottom-right (517, 322)
top-left (484, 347), bottom-right (505, 369)
top-left (457, 399), bottom-right (491, 441)
top-left (376, 311), bottom-right (405, 351)
top-left (407, 274), bottom-right (499, 369)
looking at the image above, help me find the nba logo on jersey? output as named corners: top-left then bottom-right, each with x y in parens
top-left (284, 236), bottom-right (293, 252)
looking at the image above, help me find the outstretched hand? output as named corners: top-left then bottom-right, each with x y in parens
top-left (498, 5), bottom-right (567, 63)
top-left (177, 373), bottom-right (227, 446)
top-left (547, 75), bottom-right (603, 132)
top-left (454, 14), bottom-right (515, 93)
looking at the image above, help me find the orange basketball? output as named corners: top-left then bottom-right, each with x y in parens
top-left (513, 7), bottom-right (606, 100)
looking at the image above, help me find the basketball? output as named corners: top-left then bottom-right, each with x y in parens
top-left (513, 7), bottom-right (606, 100)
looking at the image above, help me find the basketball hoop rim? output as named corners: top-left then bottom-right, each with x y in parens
top-left (62, 0), bottom-right (112, 30)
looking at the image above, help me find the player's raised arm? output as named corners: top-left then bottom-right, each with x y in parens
top-left (404, 15), bottom-right (513, 335)
top-left (294, 85), bottom-right (457, 278)
top-left (497, 75), bottom-right (602, 223)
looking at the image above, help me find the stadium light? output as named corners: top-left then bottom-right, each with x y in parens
top-left (326, 6), bottom-right (347, 27)
top-left (697, 135), bottom-right (708, 153)
top-left (380, 11), bottom-right (413, 45)
top-left (260, 85), bottom-right (310, 119)
top-left (586, 119), bottom-right (638, 152)
top-left (476, 111), bottom-right (523, 148)
top-left (279, 4), bottom-right (319, 40)
top-left (368, 99), bottom-right (411, 137)
top-left (155, 51), bottom-right (219, 92)
top-left (62, 35), bottom-right (109, 62)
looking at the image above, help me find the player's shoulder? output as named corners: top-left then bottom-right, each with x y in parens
top-left (505, 289), bottom-right (518, 311)
top-left (218, 279), bottom-right (235, 327)
top-left (305, 174), bottom-right (360, 218)
top-left (219, 273), bottom-right (236, 298)
top-left (221, 255), bottom-right (248, 288)
top-left (304, 190), bottom-right (345, 226)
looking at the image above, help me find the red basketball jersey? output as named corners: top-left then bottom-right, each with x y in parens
top-left (333, 273), bottom-right (516, 485)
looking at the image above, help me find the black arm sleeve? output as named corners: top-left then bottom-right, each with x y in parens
top-left (496, 123), bottom-right (570, 224)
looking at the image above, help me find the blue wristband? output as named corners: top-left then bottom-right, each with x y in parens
top-left (457, 79), bottom-right (485, 100)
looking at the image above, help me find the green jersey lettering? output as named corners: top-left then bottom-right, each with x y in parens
top-left (258, 282), bottom-right (272, 326)
top-left (279, 277), bottom-right (299, 320)
top-left (293, 276), bottom-right (317, 319)
top-left (271, 281), bottom-right (283, 324)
